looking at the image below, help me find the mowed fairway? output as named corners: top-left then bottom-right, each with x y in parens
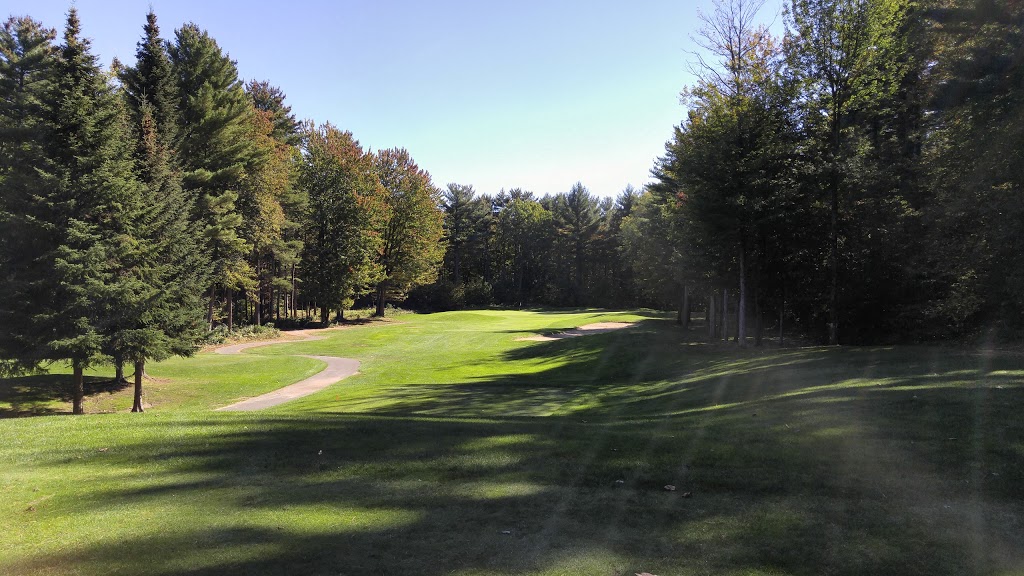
top-left (2, 310), bottom-right (1023, 576)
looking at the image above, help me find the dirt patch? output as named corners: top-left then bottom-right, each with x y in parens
top-left (515, 322), bottom-right (636, 342)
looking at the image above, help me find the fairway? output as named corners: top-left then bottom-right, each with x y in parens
top-left (2, 310), bottom-right (1023, 576)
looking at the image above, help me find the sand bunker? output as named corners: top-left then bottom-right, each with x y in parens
top-left (515, 322), bottom-right (636, 342)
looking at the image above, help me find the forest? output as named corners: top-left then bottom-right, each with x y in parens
top-left (1, 0), bottom-right (1023, 413)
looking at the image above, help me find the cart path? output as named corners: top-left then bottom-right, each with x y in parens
top-left (214, 329), bottom-right (360, 411)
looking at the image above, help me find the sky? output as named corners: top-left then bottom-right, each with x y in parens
top-left (11, 0), bottom-right (784, 198)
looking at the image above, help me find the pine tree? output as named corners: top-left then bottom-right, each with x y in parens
top-left (553, 182), bottom-right (600, 305)
top-left (239, 84), bottom-right (301, 326)
top-left (247, 80), bottom-right (300, 146)
top-left (442, 183), bottom-right (488, 287)
top-left (120, 11), bottom-right (178, 151)
top-left (0, 16), bottom-right (58, 375)
top-left (169, 23), bottom-right (258, 328)
top-left (0, 10), bottom-right (141, 414)
top-left (107, 11), bottom-right (210, 412)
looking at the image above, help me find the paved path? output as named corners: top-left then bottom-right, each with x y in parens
top-left (214, 329), bottom-right (360, 412)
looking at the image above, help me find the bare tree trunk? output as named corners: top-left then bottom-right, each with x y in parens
top-left (207, 286), bottom-right (216, 330)
top-left (755, 295), bottom-right (764, 347)
top-left (677, 285), bottom-right (684, 325)
top-left (375, 284), bottom-right (386, 317)
top-left (722, 287), bottom-right (729, 341)
top-left (321, 305), bottom-right (329, 324)
top-left (131, 360), bottom-right (145, 413)
top-left (709, 293), bottom-right (717, 337)
top-left (453, 247), bottom-right (462, 286)
top-left (738, 247), bottom-right (747, 347)
top-left (682, 285), bottom-right (690, 330)
top-left (114, 355), bottom-right (126, 383)
top-left (290, 264), bottom-right (297, 319)
top-left (72, 360), bottom-right (84, 415)
top-left (227, 290), bottom-right (234, 332)
top-left (779, 285), bottom-right (786, 346)
top-left (829, 121), bottom-right (840, 346)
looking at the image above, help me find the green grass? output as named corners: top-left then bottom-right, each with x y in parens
top-left (0, 354), bottom-right (326, 416)
top-left (1, 309), bottom-right (1023, 576)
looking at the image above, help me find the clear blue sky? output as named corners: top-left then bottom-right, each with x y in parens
top-left (13, 0), bottom-right (784, 198)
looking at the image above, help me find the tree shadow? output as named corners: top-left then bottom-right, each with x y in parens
top-left (0, 374), bottom-right (120, 417)
top-left (6, 323), bottom-right (1024, 575)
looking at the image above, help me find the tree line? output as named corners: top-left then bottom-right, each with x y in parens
top-left (633, 0), bottom-right (1024, 346)
top-left (0, 10), bottom-right (444, 413)
top-left (420, 0), bottom-right (1024, 349)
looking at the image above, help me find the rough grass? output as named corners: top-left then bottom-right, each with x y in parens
top-left (1, 309), bottom-right (1023, 576)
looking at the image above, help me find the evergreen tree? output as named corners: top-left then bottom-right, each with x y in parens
top-left (0, 16), bottom-right (58, 375)
top-left (238, 84), bottom-right (302, 326)
top-left (120, 11), bottom-right (178, 151)
top-left (493, 196), bottom-right (554, 305)
top-left (442, 183), bottom-right (489, 287)
top-left (168, 23), bottom-right (259, 328)
top-left (247, 79), bottom-right (300, 146)
top-left (0, 10), bottom-right (141, 414)
top-left (107, 11), bottom-right (210, 412)
top-left (553, 182), bottom-right (600, 305)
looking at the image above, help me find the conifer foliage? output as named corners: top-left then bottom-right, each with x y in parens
top-left (1, 10), bottom-right (142, 413)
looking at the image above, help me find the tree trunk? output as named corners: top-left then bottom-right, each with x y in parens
top-left (779, 286), bottom-right (785, 346)
top-left (131, 360), bottom-right (145, 413)
top-left (676, 285), bottom-right (685, 326)
top-left (227, 290), bottom-right (234, 332)
top-left (738, 247), bottom-right (747, 347)
top-left (683, 285), bottom-right (691, 330)
top-left (207, 286), bottom-right (216, 330)
top-left (72, 360), bottom-right (84, 415)
top-left (255, 287), bottom-right (261, 325)
top-left (709, 293), bottom-right (717, 338)
top-left (721, 288), bottom-right (729, 341)
top-left (453, 247), bottom-right (462, 286)
top-left (290, 264), bottom-right (297, 319)
top-left (829, 117), bottom-right (840, 346)
top-left (755, 294), bottom-right (764, 347)
top-left (375, 284), bottom-right (386, 317)
top-left (321, 305), bottom-right (329, 324)
top-left (114, 355), bottom-right (126, 383)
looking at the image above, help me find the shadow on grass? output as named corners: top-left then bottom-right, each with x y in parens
top-left (7, 322), bottom-right (1024, 575)
top-left (0, 374), bottom-right (120, 417)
